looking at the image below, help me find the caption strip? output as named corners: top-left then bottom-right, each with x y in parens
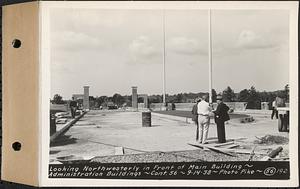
top-left (49, 162), bottom-right (289, 179)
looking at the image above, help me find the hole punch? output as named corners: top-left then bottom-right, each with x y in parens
top-left (12, 142), bottom-right (22, 151)
top-left (12, 39), bottom-right (21, 48)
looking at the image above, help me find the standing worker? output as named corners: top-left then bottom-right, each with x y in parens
top-left (197, 95), bottom-right (212, 144)
top-left (192, 97), bottom-right (201, 141)
top-left (213, 95), bottom-right (230, 143)
top-left (69, 97), bottom-right (78, 118)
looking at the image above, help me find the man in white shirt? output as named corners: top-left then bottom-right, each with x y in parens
top-left (197, 95), bottom-right (212, 144)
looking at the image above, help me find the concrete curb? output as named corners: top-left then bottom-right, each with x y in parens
top-left (152, 112), bottom-right (251, 125)
top-left (50, 111), bottom-right (88, 143)
top-left (235, 110), bottom-right (272, 115)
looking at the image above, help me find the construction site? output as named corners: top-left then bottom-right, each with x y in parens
top-left (49, 86), bottom-right (289, 164)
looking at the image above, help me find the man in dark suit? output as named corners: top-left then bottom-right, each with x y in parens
top-left (69, 97), bottom-right (78, 118)
top-left (213, 95), bottom-right (230, 143)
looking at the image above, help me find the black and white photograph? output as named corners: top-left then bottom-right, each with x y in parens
top-left (42, 1), bottom-right (297, 186)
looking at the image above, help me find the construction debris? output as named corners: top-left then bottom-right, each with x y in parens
top-left (248, 146), bottom-right (257, 161)
top-left (240, 116), bottom-right (254, 123)
top-left (188, 143), bottom-right (236, 157)
top-left (260, 146), bottom-right (283, 161)
top-left (255, 135), bottom-right (289, 145)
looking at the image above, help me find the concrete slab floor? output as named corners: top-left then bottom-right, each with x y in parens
top-left (49, 110), bottom-right (289, 162)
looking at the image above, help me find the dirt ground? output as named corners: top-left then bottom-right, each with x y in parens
top-left (50, 110), bottom-right (289, 164)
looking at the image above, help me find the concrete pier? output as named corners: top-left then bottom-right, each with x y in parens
top-left (83, 86), bottom-right (90, 110)
top-left (132, 86), bottom-right (138, 110)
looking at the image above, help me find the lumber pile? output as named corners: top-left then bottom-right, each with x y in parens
top-left (188, 138), bottom-right (266, 157)
top-left (188, 138), bottom-right (287, 161)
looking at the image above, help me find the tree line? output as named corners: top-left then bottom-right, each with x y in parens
top-left (51, 84), bottom-right (289, 110)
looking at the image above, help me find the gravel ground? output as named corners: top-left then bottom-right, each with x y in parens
top-left (89, 149), bottom-right (262, 163)
top-left (88, 134), bottom-right (289, 163)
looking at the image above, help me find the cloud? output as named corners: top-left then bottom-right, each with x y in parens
top-left (235, 30), bottom-right (277, 50)
top-left (169, 37), bottom-right (206, 55)
top-left (128, 36), bottom-right (160, 63)
top-left (51, 31), bottom-right (104, 52)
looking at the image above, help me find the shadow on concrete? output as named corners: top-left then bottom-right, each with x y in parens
top-left (50, 134), bottom-right (78, 147)
top-left (150, 124), bottom-right (161, 127)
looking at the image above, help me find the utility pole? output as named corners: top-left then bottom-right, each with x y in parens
top-left (208, 9), bottom-right (213, 104)
top-left (162, 9), bottom-right (166, 107)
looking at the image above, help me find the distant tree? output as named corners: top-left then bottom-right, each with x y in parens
top-left (222, 86), bottom-right (235, 102)
top-left (107, 96), bottom-right (113, 103)
top-left (174, 93), bottom-right (184, 103)
top-left (259, 91), bottom-right (269, 102)
top-left (149, 95), bottom-right (162, 103)
top-left (112, 93), bottom-right (125, 106)
top-left (89, 96), bottom-right (96, 101)
top-left (212, 89), bottom-right (217, 102)
top-left (167, 94), bottom-right (176, 103)
top-left (95, 96), bottom-right (108, 107)
top-left (238, 89), bottom-right (250, 102)
top-left (138, 97), bottom-right (144, 103)
top-left (52, 94), bottom-right (65, 104)
top-left (123, 95), bottom-right (132, 107)
top-left (247, 86), bottom-right (261, 109)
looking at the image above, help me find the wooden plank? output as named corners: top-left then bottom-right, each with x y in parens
top-left (115, 147), bottom-right (124, 155)
top-left (188, 143), bottom-right (266, 155)
top-left (188, 143), bottom-right (236, 157)
top-left (224, 144), bottom-right (240, 149)
top-left (213, 141), bottom-right (234, 147)
top-left (229, 149), bottom-right (266, 155)
top-left (248, 146), bottom-right (257, 161)
top-left (231, 137), bottom-right (248, 141)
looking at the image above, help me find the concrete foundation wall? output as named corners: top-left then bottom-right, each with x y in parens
top-left (150, 103), bottom-right (165, 111)
top-left (173, 103), bottom-right (194, 110)
top-left (50, 104), bottom-right (68, 112)
top-left (149, 102), bottom-right (248, 111)
top-left (222, 102), bottom-right (247, 111)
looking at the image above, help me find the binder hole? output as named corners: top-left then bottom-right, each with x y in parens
top-left (12, 39), bottom-right (21, 48)
top-left (12, 142), bottom-right (21, 151)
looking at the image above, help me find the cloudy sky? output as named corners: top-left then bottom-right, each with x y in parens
top-left (50, 8), bottom-right (289, 99)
